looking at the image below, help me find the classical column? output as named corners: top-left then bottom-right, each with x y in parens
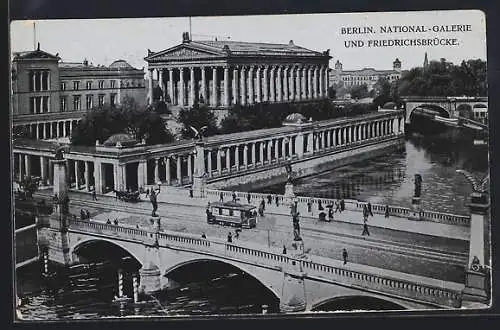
top-left (281, 138), bottom-right (286, 159)
top-left (42, 123), bottom-right (47, 139)
top-left (222, 66), bottom-right (229, 107)
top-left (165, 156), bottom-right (171, 185)
top-left (269, 66), bottom-right (276, 103)
top-left (301, 67), bottom-right (307, 100)
top-left (256, 66), bottom-right (262, 103)
top-left (154, 158), bottom-right (160, 183)
top-left (74, 160), bottom-right (80, 189)
top-left (295, 133), bottom-right (304, 158)
top-left (234, 145), bottom-right (240, 170)
top-left (168, 68), bottom-right (174, 104)
top-left (225, 147), bottom-right (231, 172)
top-left (315, 132), bottom-right (321, 150)
top-left (324, 66), bottom-right (329, 97)
top-left (24, 154), bottom-right (30, 177)
top-left (267, 140), bottom-right (272, 162)
top-left (158, 69), bottom-right (165, 101)
top-left (207, 151), bottom-right (212, 177)
top-left (276, 66), bottom-right (283, 102)
top-left (189, 66), bottom-right (196, 106)
top-left (319, 67), bottom-right (324, 98)
top-left (179, 67), bottom-right (185, 106)
top-left (217, 149), bottom-right (222, 175)
top-left (148, 69), bottom-right (153, 105)
top-left (259, 142), bottom-right (264, 164)
top-left (187, 154), bottom-right (193, 181)
top-left (176, 156), bottom-right (182, 185)
top-left (251, 143), bottom-right (256, 166)
top-left (263, 66), bottom-right (269, 102)
top-left (240, 67), bottom-right (247, 106)
top-left (273, 139), bottom-right (279, 160)
top-left (40, 156), bottom-right (46, 183)
top-left (307, 133), bottom-right (314, 153)
top-left (201, 67), bottom-right (207, 105)
top-left (212, 67), bottom-right (218, 106)
top-left (94, 162), bottom-right (103, 194)
top-left (283, 66), bottom-right (289, 102)
top-left (84, 161), bottom-right (90, 191)
top-left (313, 67), bottom-right (319, 99)
top-left (62, 122), bottom-right (67, 137)
top-left (233, 67), bottom-right (239, 105)
top-left (113, 163), bottom-right (119, 191)
top-left (248, 67), bottom-right (254, 105)
top-left (243, 145), bottom-right (248, 168)
top-left (295, 66), bottom-right (301, 100)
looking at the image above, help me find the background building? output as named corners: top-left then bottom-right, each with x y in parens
top-left (11, 44), bottom-right (146, 139)
top-left (145, 32), bottom-right (332, 116)
top-left (330, 58), bottom-right (404, 92)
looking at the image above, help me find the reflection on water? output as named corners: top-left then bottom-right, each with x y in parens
top-left (257, 135), bottom-right (489, 215)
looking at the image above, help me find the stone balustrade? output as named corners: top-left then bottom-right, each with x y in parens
top-left (204, 189), bottom-right (470, 227)
top-left (67, 218), bottom-right (463, 308)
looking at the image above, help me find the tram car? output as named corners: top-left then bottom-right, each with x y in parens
top-left (114, 190), bottom-right (141, 202)
top-left (206, 201), bottom-right (257, 229)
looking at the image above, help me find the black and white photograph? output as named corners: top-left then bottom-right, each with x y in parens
top-left (10, 9), bottom-right (492, 320)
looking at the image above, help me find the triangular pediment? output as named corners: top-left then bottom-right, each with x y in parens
top-left (145, 44), bottom-right (225, 62)
top-left (13, 49), bottom-right (60, 61)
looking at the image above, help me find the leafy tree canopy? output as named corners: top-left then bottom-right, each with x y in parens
top-left (71, 96), bottom-right (174, 146)
top-left (349, 84), bottom-right (370, 100)
top-left (178, 103), bottom-right (219, 139)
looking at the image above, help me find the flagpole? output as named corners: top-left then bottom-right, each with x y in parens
top-left (33, 21), bottom-right (36, 50)
top-left (189, 17), bottom-right (192, 38)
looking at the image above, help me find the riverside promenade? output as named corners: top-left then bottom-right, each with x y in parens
top-left (34, 185), bottom-right (469, 285)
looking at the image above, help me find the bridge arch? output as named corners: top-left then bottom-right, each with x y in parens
top-left (310, 294), bottom-right (409, 312)
top-left (162, 256), bottom-right (281, 301)
top-left (69, 237), bottom-right (145, 266)
top-left (409, 104), bottom-right (451, 120)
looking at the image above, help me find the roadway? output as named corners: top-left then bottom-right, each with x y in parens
top-left (33, 189), bottom-right (468, 284)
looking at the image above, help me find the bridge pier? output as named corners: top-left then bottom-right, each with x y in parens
top-left (139, 261), bottom-right (161, 295)
top-left (280, 260), bottom-right (307, 312)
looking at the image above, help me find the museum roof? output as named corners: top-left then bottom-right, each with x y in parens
top-left (12, 49), bottom-right (60, 61)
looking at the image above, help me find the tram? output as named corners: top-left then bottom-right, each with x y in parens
top-left (206, 201), bottom-right (257, 229)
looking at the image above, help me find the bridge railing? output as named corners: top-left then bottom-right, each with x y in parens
top-left (204, 189), bottom-right (470, 227)
top-left (68, 219), bottom-right (463, 308)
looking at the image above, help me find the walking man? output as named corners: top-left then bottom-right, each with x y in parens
top-left (367, 201), bottom-right (373, 217)
top-left (92, 190), bottom-right (97, 201)
top-left (227, 232), bottom-right (233, 243)
top-left (275, 195), bottom-right (279, 207)
top-left (385, 205), bottom-right (390, 218)
top-left (232, 191), bottom-right (237, 202)
top-left (342, 248), bottom-right (348, 265)
top-left (362, 221), bottom-right (370, 236)
top-left (267, 194), bottom-right (272, 205)
top-left (247, 193), bottom-right (251, 204)
top-left (340, 199), bottom-right (345, 212)
top-left (220, 192), bottom-right (224, 202)
top-left (282, 245), bottom-right (287, 254)
top-left (307, 200), bottom-right (312, 213)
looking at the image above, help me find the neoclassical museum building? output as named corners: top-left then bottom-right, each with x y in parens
top-left (145, 32), bottom-right (332, 115)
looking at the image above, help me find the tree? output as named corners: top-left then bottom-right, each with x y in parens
top-left (71, 97), bottom-right (174, 146)
top-left (327, 86), bottom-right (337, 99)
top-left (349, 84), bottom-right (369, 99)
top-left (18, 175), bottom-right (40, 199)
top-left (178, 103), bottom-right (218, 139)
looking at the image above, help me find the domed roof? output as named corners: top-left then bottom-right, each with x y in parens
top-left (109, 59), bottom-right (134, 69)
top-left (103, 133), bottom-right (138, 147)
top-left (284, 113), bottom-right (307, 123)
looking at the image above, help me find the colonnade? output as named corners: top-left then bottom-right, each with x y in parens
top-left (14, 119), bottom-right (80, 140)
top-left (148, 64), bottom-right (329, 107)
top-left (13, 113), bottom-right (405, 194)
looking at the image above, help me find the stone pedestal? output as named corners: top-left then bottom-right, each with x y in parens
top-left (192, 176), bottom-right (206, 198)
top-left (291, 239), bottom-right (305, 258)
top-left (284, 182), bottom-right (296, 206)
top-left (139, 262), bottom-right (161, 295)
top-left (408, 197), bottom-right (422, 221)
top-left (463, 269), bottom-right (489, 303)
top-left (280, 262), bottom-right (307, 313)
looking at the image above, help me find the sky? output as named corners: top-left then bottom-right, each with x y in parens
top-left (10, 10), bottom-right (486, 72)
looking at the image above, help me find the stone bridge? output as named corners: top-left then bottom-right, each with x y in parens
top-left (402, 96), bottom-right (488, 125)
top-left (38, 217), bottom-right (464, 312)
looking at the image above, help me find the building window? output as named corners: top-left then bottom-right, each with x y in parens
top-left (86, 81), bottom-right (92, 90)
top-left (61, 82), bottom-right (66, 91)
top-left (73, 95), bottom-right (81, 110)
top-left (111, 80), bottom-right (116, 89)
top-left (29, 97), bottom-right (35, 114)
top-left (42, 96), bottom-right (49, 113)
top-left (73, 81), bottom-right (80, 90)
top-left (110, 93), bottom-right (116, 106)
top-left (42, 72), bottom-right (49, 90)
top-left (86, 95), bottom-right (93, 109)
top-left (98, 80), bottom-right (104, 89)
top-left (98, 94), bottom-right (105, 106)
top-left (60, 96), bottom-right (67, 111)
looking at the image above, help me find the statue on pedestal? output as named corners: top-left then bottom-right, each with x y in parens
top-left (150, 188), bottom-right (159, 217)
top-left (292, 211), bottom-right (301, 241)
top-left (285, 163), bottom-right (293, 184)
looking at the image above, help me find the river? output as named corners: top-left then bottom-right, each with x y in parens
top-left (15, 132), bottom-right (489, 319)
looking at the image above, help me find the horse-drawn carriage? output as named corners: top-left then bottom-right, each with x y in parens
top-left (114, 190), bottom-right (140, 202)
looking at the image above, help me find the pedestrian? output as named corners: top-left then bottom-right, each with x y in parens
top-left (362, 222), bottom-right (370, 236)
top-left (247, 193), bottom-right (251, 204)
top-left (307, 200), bottom-right (312, 213)
top-left (261, 198), bottom-right (266, 210)
top-left (367, 202), bottom-right (373, 217)
top-left (232, 191), bottom-right (237, 202)
top-left (114, 219), bottom-right (118, 226)
top-left (335, 201), bottom-right (341, 213)
top-left (106, 219), bottom-right (111, 224)
top-left (92, 190), bottom-right (97, 201)
top-left (220, 192), bottom-right (224, 202)
top-left (363, 205), bottom-right (368, 218)
top-left (80, 209), bottom-right (85, 220)
top-left (385, 205), bottom-right (390, 218)
top-left (189, 188), bottom-right (193, 198)
top-left (342, 248), bottom-right (348, 265)
top-left (201, 233), bottom-right (207, 239)
top-left (328, 207), bottom-right (334, 220)
top-left (227, 232), bottom-right (232, 243)
top-left (235, 229), bottom-right (240, 239)
top-left (282, 245), bottom-right (287, 254)
top-left (275, 195), bottom-right (279, 207)
top-left (85, 209), bottom-right (90, 219)
top-left (146, 188), bottom-right (150, 197)
top-left (267, 194), bottom-right (272, 205)
top-left (340, 199), bottom-right (345, 212)
top-left (318, 200), bottom-right (324, 211)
